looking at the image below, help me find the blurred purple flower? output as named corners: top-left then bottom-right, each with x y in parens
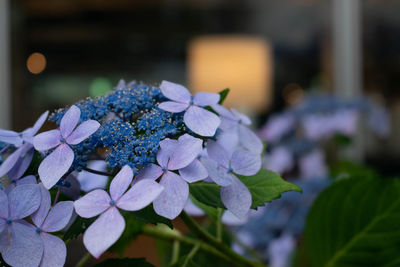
top-left (158, 80), bottom-right (221, 136)
top-left (0, 184), bottom-right (43, 267)
top-left (136, 134), bottom-right (206, 219)
top-left (33, 105), bottom-right (100, 189)
top-left (259, 113), bottom-right (294, 143)
top-left (263, 147), bottom-right (294, 175)
top-left (31, 184), bottom-right (74, 267)
top-left (268, 234), bottom-right (295, 267)
top-left (299, 149), bottom-right (328, 179)
top-left (183, 198), bottom-right (205, 217)
top-left (0, 111), bottom-right (49, 179)
top-left (74, 165), bottom-right (163, 258)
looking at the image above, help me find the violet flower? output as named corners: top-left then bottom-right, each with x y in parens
top-left (4, 175), bottom-right (37, 194)
top-left (158, 80), bottom-right (221, 137)
top-left (74, 165), bottom-right (163, 258)
top-left (33, 105), bottom-right (100, 189)
top-left (0, 184), bottom-right (43, 267)
top-left (31, 184), bottom-right (73, 267)
top-left (0, 111), bottom-right (49, 179)
top-left (76, 160), bottom-right (108, 192)
top-left (135, 134), bottom-right (205, 219)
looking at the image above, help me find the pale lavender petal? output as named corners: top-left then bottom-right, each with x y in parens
top-left (33, 129), bottom-right (61, 151)
top-left (231, 150), bottom-right (261, 176)
top-left (183, 198), bottom-right (205, 217)
top-left (135, 164), bottom-right (163, 182)
top-left (117, 179), bottom-right (163, 211)
top-left (201, 157), bottom-right (232, 186)
top-left (66, 120), bottom-right (100, 145)
top-left (238, 125), bottom-right (263, 154)
top-left (42, 201), bottom-right (73, 232)
top-left (184, 106), bottom-right (220, 137)
top-left (0, 229), bottom-right (9, 252)
top-left (2, 221), bottom-right (43, 267)
top-left (160, 80), bottom-right (191, 104)
top-left (220, 176), bottom-right (252, 218)
top-left (179, 159), bottom-right (208, 183)
top-left (61, 174), bottom-right (81, 200)
top-left (7, 146), bottom-right (34, 180)
top-left (168, 134), bottom-right (203, 170)
top-left (231, 109), bottom-right (251, 125)
top-left (157, 139), bottom-right (177, 168)
top-left (0, 219), bottom-right (5, 234)
top-left (0, 146), bottom-right (25, 177)
top-left (9, 184), bottom-right (41, 219)
top-left (31, 111), bottom-right (49, 136)
top-left (206, 141), bottom-right (230, 167)
top-left (31, 184), bottom-right (51, 227)
top-left (83, 207), bottom-right (125, 258)
top-left (216, 130), bottom-right (239, 156)
top-left (0, 129), bottom-right (22, 146)
top-left (38, 144), bottom-right (74, 189)
top-left (16, 175), bottom-right (37, 186)
top-left (158, 101), bottom-right (189, 113)
top-left (60, 105), bottom-right (81, 138)
top-left (110, 165), bottom-right (133, 201)
top-left (221, 210), bottom-right (248, 226)
top-left (39, 232), bottom-right (66, 267)
top-left (74, 189), bottom-right (111, 218)
top-left (0, 189), bottom-right (8, 218)
top-left (193, 92), bottom-right (220, 107)
top-left (153, 171), bottom-right (189, 219)
top-left (77, 160), bottom-right (108, 192)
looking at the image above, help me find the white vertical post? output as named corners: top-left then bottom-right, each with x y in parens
top-left (0, 0), bottom-right (11, 128)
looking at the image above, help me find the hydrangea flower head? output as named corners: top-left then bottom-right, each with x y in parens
top-left (34, 105), bottom-right (100, 189)
top-left (74, 165), bottom-right (163, 258)
top-left (158, 81), bottom-right (221, 136)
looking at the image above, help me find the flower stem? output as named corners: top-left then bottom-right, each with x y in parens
top-left (75, 252), bottom-right (92, 267)
top-left (180, 212), bottom-right (265, 267)
top-left (216, 208), bottom-right (223, 241)
top-left (170, 240), bottom-right (180, 265)
top-left (83, 167), bottom-right (113, 177)
top-left (183, 243), bottom-right (200, 267)
top-left (53, 187), bottom-right (61, 206)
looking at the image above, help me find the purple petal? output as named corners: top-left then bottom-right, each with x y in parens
top-left (9, 184), bottom-right (41, 220)
top-left (40, 232), bottom-right (66, 267)
top-left (2, 221), bottom-right (43, 267)
top-left (160, 80), bottom-right (191, 104)
top-left (33, 130), bottom-right (61, 151)
top-left (83, 207), bottom-right (125, 258)
top-left (77, 160), bottom-right (108, 192)
top-left (231, 150), bottom-right (261, 176)
top-left (238, 125), bottom-right (263, 154)
top-left (31, 111), bottom-right (49, 136)
top-left (74, 189), bottom-right (111, 218)
top-left (0, 129), bottom-right (22, 146)
top-left (193, 92), bottom-right (220, 107)
top-left (31, 184), bottom-right (51, 227)
top-left (135, 164), bottom-right (163, 182)
top-left (16, 175), bottom-right (37, 186)
top-left (158, 101), bottom-right (189, 113)
top-left (153, 171), bottom-right (189, 219)
top-left (0, 228), bottom-right (9, 252)
top-left (66, 120), bottom-right (100, 145)
top-left (60, 105), bottom-right (81, 138)
top-left (0, 146), bottom-right (25, 177)
top-left (110, 165), bottom-right (133, 201)
top-left (211, 104), bottom-right (236, 120)
top-left (220, 175), bottom-right (252, 218)
top-left (179, 159), bottom-right (208, 183)
top-left (201, 157), bottom-right (233, 186)
top-left (157, 139), bottom-right (177, 168)
top-left (42, 201), bottom-right (73, 232)
top-left (38, 144), bottom-right (74, 189)
top-left (216, 130), bottom-right (239, 156)
top-left (0, 219), bottom-right (5, 234)
top-left (117, 179), bottom-right (163, 211)
top-left (168, 134), bottom-right (203, 170)
top-left (184, 106), bottom-right (220, 137)
top-left (221, 210), bottom-right (248, 226)
top-left (206, 141), bottom-right (230, 167)
top-left (0, 189), bottom-right (8, 218)
top-left (183, 198), bottom-right (205, 217)
top-left (61, 174), bottom-right (81, 200)
top-left (230, 109), bottom-right (251, 125)
top-left (7, 146), bottom-right (34, 180)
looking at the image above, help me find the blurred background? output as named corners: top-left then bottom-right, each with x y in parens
top-left (0, 0), bottom-right (400, 265)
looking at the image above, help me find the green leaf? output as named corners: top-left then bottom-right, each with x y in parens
top-left (238, 169), bottom-right (302, 209)
top-left (170, 256), bottom-right (201, 267)
top-left (95, 258), bottom-right (155, 267)
top-left (218, 88), bottom-right (230, 104)
top-left (304, 176), bottom-right (400, 267)
top-left (132, 205), bottom-right (173, 228)
top-left (63, 216), bottom-right (95, 240)
top-left (109, 213), bottom-right (145, 255)
top-left (190, 169), bottom-right (301, 210)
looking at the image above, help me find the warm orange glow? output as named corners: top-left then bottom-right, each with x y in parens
top-left (188, 35), bottom-right (272, 112)
top-left (27, 52), bottom-right (47, 74)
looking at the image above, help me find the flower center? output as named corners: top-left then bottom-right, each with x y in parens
top-left (35, 227), bottom-right (41, 233)
top-left (189, 96), bottom-right (194, 106)
top-left (161, 166), bottom-right (167, 172)
top-left (6, 218), bottom-right (12, 225)
top-left (227, 167), bottom-right (233, 173)
top-left (196, 154), bottom-right (202, 160)
top-left (109, 200), bottom-right (115, 206)
top-left (60, 137), bottom-right (66, 143)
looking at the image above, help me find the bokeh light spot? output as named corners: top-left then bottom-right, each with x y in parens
top-left (26, 52), bottom-right (47, 74)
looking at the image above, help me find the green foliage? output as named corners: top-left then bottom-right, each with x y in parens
top-left (95, 258), bottom-right (155, 267)
top-left (170, 255), bottom-right (201, 267)
top-left (63, 216), bottom-right (95, 240)
top-left (190, 169), bottom-right (301, 210)
top-left (330, 160), bottom-right (378, 180)
top-left (190, 195), bottom-right (218, 222)
top-left (218, 88), bottom-right (230, 104)
top-left (304, 176), bottom-right (400, 267)
top-left (133, 205), bottom-right (173, 228)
